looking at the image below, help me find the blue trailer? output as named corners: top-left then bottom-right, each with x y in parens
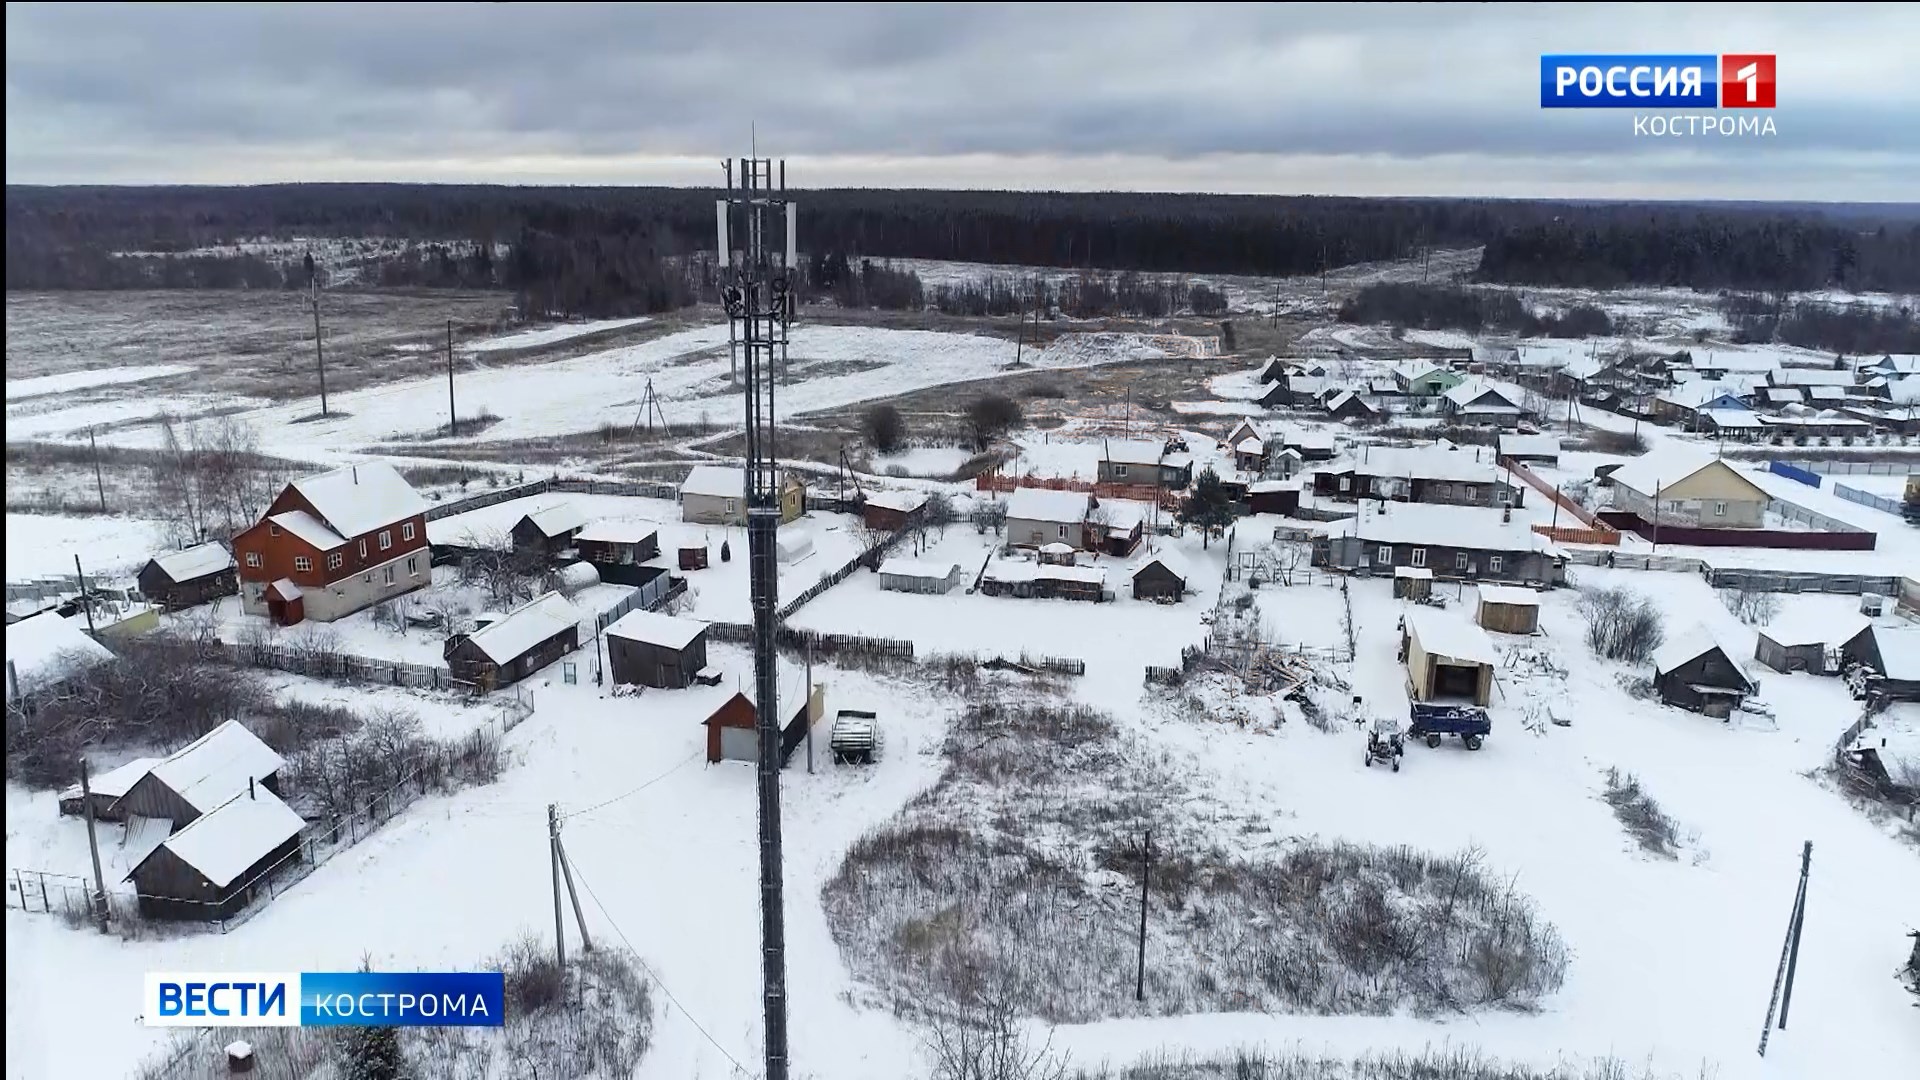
top-left (1407, 703), bottom-right (1491, 751)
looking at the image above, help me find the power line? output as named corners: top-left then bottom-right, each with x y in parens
top-left (564, 850), bottom-right (754, 1077)
top-left (560, 750), bottom-right (702, 822)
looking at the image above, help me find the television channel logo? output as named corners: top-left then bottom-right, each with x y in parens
top-left (1540, 54), bottom-right (1775, 109)
top-left (145, 972), bottom-right (506, 1028)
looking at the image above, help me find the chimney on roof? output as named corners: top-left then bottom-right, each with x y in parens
top-left (248, 776), bottom-right (255, 800)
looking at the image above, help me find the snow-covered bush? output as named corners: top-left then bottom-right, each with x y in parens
top-left (1602, 768), bottom-right (1682, 858)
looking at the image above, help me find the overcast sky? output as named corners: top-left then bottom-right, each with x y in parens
top-left (6, 2), bottom-right (1917, 201)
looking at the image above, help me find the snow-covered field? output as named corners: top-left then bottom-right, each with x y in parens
top-left (4, 512), bottom-right (167, 581)
top-left (4, 364), bottom-right (195, 400)
top-left (464, 315), bottom-right (652, 353)
top-left (869, 446), bottom-right (972, 477)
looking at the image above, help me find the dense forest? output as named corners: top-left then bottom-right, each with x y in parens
top-left (8, 185), bottom-right (1920, 315)
top-left (1338, 283), bottom-right (1614, 337)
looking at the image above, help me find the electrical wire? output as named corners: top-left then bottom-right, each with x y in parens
top-left (563, 849), bottom-right (755, 1077)
top-left (560, 749), bottom-right (702, 822)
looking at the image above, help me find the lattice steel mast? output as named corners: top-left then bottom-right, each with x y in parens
top-left (717, 155), bottom-right (797, 1080)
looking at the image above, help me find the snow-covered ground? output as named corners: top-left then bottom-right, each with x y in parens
top-left (868, 446), bottom-right (972, 478)
top-left (464, 316), bottom-right (652, 353)
top-left (4, 365), bottom-right (194, 400)
top-left (4, 513), bottom-right (167, 582)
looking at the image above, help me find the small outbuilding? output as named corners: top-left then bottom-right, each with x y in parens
top-left (1130, 551), bottom-right (1190, 603)
top-left (125, 783), bottom-right (305, 921)
top-left (114, 720), bottom-right (285, 826)
top-left (1498, 434), bottom-right (1561, 465)
top-left (1247, 479), bottom-right (1301, 516)
top-left (878, 557), bottom-right (962, 595)
top-left (58, 756), bottom-right (161, 822)
top-left (443, 590), bottom-right (581, 690)
top-left (701, 680), bottom-right (825, 765)
top-left (1401, 609), bottom-right (1497, 706)
top-left (1476, 585), bottom-right (1543, 635)
top-left (1392, 566), bottom-right (1433, 601)
top-left (1858, 626), bottom-right (1920, 701)
top-left (137, 543), bottom-right (238, 611)
top-left (574, 519), bottom-right (662, 584)
top-left (1653, 629), bottom-right (1756, 718)
top-left (605, 610), bottom-right (711, 689)
top-left (1324, 390), bottom-right (1377, 421)
top-left (1753, 614), bottom-right (1873, 675)
top-left (511, 503), bottom-right (589, 557)
top-left (863, 489), bottom-right (929, 532)
top-left (6, 610), bottom-right (114, 706)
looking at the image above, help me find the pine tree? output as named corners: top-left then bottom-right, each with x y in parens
top-left (339, 1025), bottom-right (404, 1080)
top-left (1177, 467), bottom-right (1237, 549)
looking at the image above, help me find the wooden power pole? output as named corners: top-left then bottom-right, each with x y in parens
top-left (88, 428), bottom-right (107, 513)
top-left (1135, 829), bottom-right (1151, 1002)
top-left (79, 758), bottom-right (110, 933)
top-left (446, 319), bottom-right (457, 436)
top-left (311, 278), bottom-right (330, 418)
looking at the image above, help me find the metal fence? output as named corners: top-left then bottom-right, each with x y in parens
top-left (1767, 461), bottom-right (1823, 488)
top-left (1777, 459), bottom-right (1919, 477)
top-left (1767, 498), bottom-right (1869, 534)
top-left (1832, 483), bottom-right (1904, 516)
top-left (1562, 547), bottom-right (1906, 597)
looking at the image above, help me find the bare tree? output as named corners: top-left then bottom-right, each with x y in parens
top-left (1579, 586), bottom-right (1665, 663)
top-left (1718, 584), bottom-right (1781, 626)
top-left (152, 413), bottom-right (207, 546)
top-left (923, 980), bottom-right (1069, 1080)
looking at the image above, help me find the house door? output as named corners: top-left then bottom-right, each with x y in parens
top-left (266, 593), bottom-right (305, 627)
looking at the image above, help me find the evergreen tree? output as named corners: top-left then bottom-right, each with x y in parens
top-left (1177, 467), bottom-right (1237, 549)
top-left (339, 1025), bottom-right (404, 1080)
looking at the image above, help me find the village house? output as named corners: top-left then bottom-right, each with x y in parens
top-left (1090, 499), bottom-right (1148, 556)
top-left (232, 461), bottom-right (430, 625)
top-left (1400, 608), bottom-right (1497, 706)
top-left (1858, 626), bottom-right (1920, 701)
top-left (1696, 409), bottom-right (1770, 440)
top-left (1312, 446), bottom-right (1525, 508)
top-left (1653, 629), bottom-right (1756, 718)
top-left (862, 489), bottom-right (929, 532)
top-left (1324, 390), bottom-right (1378, 421)
top-left (137, 542), bottom-right (237, 612)
top-left (1004, 487), bottom-right (1094, 550)
top-left (1753, 613), bottom-right (1874, 675)
top-left (443, 591), bottom-right (581, 690)
top-left (5, 610), bottom-right (113, 707)
top-left (1760, 387), bottom-right (1805, 410)
top-left (1097, 439), bottom-right (1192, 488)
top-left (605, 609), bottom-right (711, 689)
top-left (680, 467), bottom-right (806, 526)
top-left (125, 782), bottom-right (305, 921)
top-left (1652, 383), bottom-right (1755, 430)
top-left (1475, 585), bottom-right (1543, 635)
top-left (1278, 429), bottom-right (1338, 462)
top-left (877, 557), bottom-right (962, 594)
top-left (510, 503), bottom-right (588, 558)
top-left (1395, 362), bottom-right (1466, 398)
top-left (1319, 502), bottom-right (1568, 585)
top-left (1606, 447), bottom-right (1770, 529)
top-left (115, 719), bottom-right (284, 827)
top-left (1130, 550), bottom-right (1190, 603)
top-left (572, 518), bottom-right (662, 585)
top-left (1247, 479), bottom-right (1302, 516)
top-left (1440, 382), bottom-right (1530, 427)
top-left (58, 756), bottom-right (161, 822)
top-left (1223, 418), bottom-right (1265, 451)
top-left (1497, 434), bottom-right (1561, 466)
top-left (979, 559), bottom-right (1107, 602)
top-left (1258, 372), bottom-right (1330, 408)
top-left (1233, 434), bottom-right (1268, 473)
top-left (1768, 368), bottom-right (1856, 391)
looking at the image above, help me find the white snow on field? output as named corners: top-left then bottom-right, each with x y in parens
top-left (1401, 328), bottom-right (1478, 350)
top-left (1206, 368), bottom-right (1267, 401)
top-left (1171, 399), bottom-right (1267, 416)
top-left (464, 316), bottom-right (653, 353)
top-left (870, 446), bottom-right (972, 478)
top-left (4, 513), bottom-right (167, 581)
top-left (3, 393), bottom-right (263, 443)
top-left (4, 365), bottom-right (194, 400)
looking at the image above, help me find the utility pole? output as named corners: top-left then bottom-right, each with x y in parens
top-left (805, 645), bottom-right (815, 775)
top-left (311, 275), bottom-right (330, 418)
top-left (554, 828), bottom-right (593, 956)
top-left (1759, 841), bottom-right (1814, 1056)
top-left (1135, 829), bottom-right (1151, 1002)
top-left (88, 428), bottom-right (107, 513)
top-left (446, 320), bottom-right (457, 436)
top-left (73, 554), bottom-right (97, 639)
top-left (1124, 386), bottom-right (1132, 440)
top-left (548, 804), bottom-right (566, 968)
top-left (79, 758), bottom-right (110, 933)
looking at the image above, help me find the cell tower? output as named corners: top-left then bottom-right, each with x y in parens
top-left (717, 155), bottom-right (797, 1080)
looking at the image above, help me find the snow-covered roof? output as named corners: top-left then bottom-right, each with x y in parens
top-left (267, 578), bottom-right (302, 601)
top-left (1404, 608), bottom-right (1497, 667)
top-left (1133, 550), bottom-right (1190, 583)
top-left (1005, 487), bottom-right (1091, 524)
top-left (1443, 381), bottom-right (1519, 409)
top-left (520, 503), bottom-right (588, 539)
top-left (1287, 375), bottom-right (1330, 397)
top-left (1863, 354), bottom-right (1920, 374)
top-left (1099, 500), bottom-right (1150, 529)
top-left (605, 609), bottom-right (707, 650)
top-left (289, 461), bottom-right (425, 542)
top-left (1652, 627), bottom-right (1742, 678)
top-left (1234, 436), bottom-right (1265, 454)
top-left (268, 510), bottom-right (346, 550)
top-left (60, 757), bottom-right (161, 803)
top-left (1103, 439), bottom-right (1167, 467)
top-left (1885, 380), bottom-right (1920, 406)
top-left (681, 465), bottom-right (745, 500)
top-left (462, 591), bottom-right (581, 665)
top-left (1701, 409), bottom-right (1767, 429)
top-left (1478, 585), bottom-right (1543, 607)
top-left (574, 518), bottom-right (660, 545)
top-left (1871, 627), bottom-right (1920, 681)
top-left (1606, 446), bottom-right (1764, 502)
top-left (5, 611), bottom-right (113, 698)
top-left (1248, 479), bottom-right (1300, 493)
top-left (1324, 391), bottom-right (1366, 412)
top-left (149, 542), bottom-right (234, 583)
top-left (877, 557), bottom-right (959, 580)
top-left (1694, 352), bottom-right (1780, 373)
top-left (149, 720), bottom-right (285, 816)
top-left (865, 489), bottom-right (929, 514)
top-left (1332, 502), bottom-right (1558, 554)
top-left (1344, 447), bottom-right (1504, 484)
top-left (1762, 387), bottom-right (1804, 403)
top-left (1393, 566), bottom-right (1434, 580)
top-left (1396, 360), bottom-right (1452, 382)
top-left (136, 786), bottom-right (304, 889)
top-left (984, 561), bottom-right (1106, 586)
top-left (1756, 613), bottom-right (1870, 649)
top-left (1655, 382), bottom-right (1750, 410)
top-left (1771, 369), bottom-right (1855, 387)
top-left (1806, 386), bottom-right (1848, 401)
top-left (1039, 542), bottom-right (1077, 555)
top-left (1281, 430), bottom-right (1336, 450)
top-left (1498, 434), bottom-right (1560, 459)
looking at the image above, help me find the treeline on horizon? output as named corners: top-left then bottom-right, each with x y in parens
top-left (7, 184), bottom-right (1920, 311)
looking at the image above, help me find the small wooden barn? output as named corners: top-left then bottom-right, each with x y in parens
top-left (511, 503), bottom-right (588, 557)
top-left (1653, 630), bottom-right (1756, 717)
top-left (702, 681), bottom-right (825, 765)
top-left (443, 591), bottom-right (581, 690)
top-left (1476, 585), bottom-right (1543, 635)
top-left (1754, 614), bottom-right (1873, 675)
top-left (877, 557), bottom-right (961, 595)
top-left (6, 610), bottom-right (114, 707)
top-left (58, 756), bottom-right (160, 822)
top-left (863, 489), bottom-right (929, 532)
top-left (573, 518), bottom-right (661, 584)
top-left (114, 720), bottom-right (284, 827)
top-left (1324, 390), bottom-right (1377, 421)
top-left (1130, 551), bottom-right (1190, 603)
top-left (1247, 480), bottom-right (1301, 517)
top-left (1401, 609), bottom-right (1497, 706)
top-left (1392, 566), bottom-right (1433, 600)
top-left (606, 610), bottom-right (711, 689)
top-left (1859, 626), bottom-right (1920, 701)
top-left (137, 543), bottom-right (237, 611)
top-left (125, 783), bottom-right (304, 921)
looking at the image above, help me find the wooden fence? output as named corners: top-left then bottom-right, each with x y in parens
top-left (422, 474), bottom-right (680, 524)
top-left (1533, 524), bottom-right (1620, 546)
top-left (974, 471), bottom-right (1182, 511)
top-left (706, 621), bottom-right (916, 660)
top-left (219, 641), bottom-right (454, 690)
top-left (779, 528), bottom-right (910, 619)
top-left (1501, 457), bottom-right (1617, 534)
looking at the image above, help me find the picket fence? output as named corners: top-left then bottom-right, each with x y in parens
top-left (218, 641), bottom-right (453, 690)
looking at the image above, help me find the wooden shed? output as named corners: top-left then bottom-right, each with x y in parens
top-left (137, 543), bottom-right (238, 611)
top-left (1247, 480), bottom-right (1300, 517)
top-left (511, 503), bottom-right (588, 557)
top-left (863, 490), bottom-right (929, 532)
top-left (1401, 609), bottom-right (1496, 706)
top-left (877, 557), bottom-right (961, 595)
top-left (1753, 614), bottom-right (1873, 675)
top-left (1653, 629), bottom-right (1756, 717)
top-left (574, 518), bottom-right (661, 584)
top-left (443, 591), bottom-right (580, 690)
top-left (1476, 585), bottom-right (1543, 635)
top-left (605, 610), bottom-right (710, 689)
top-left (114, 720), bottom-right (284, 827)
top-left (1859, 626), bottom-right (1920, 701)
top-left (1392, 566), bottom-right (1433, 600)
top-left (1130, 551), bottom-right (1190, 603)
top-left (58, 756), bottom-right (160, 822)
top-left (702, 681), bottom-right (825, 765)
top-left (125, 783), bottom-right (304, 921)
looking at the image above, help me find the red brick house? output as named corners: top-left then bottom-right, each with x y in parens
top-left (232, 462), bottom-right (430, 625)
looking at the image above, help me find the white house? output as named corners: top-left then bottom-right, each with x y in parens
top-left (1004, 488), bottom-right (1094, 550)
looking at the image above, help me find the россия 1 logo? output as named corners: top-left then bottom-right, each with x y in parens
top-left (1539, 53), bottom-right (1776, 137)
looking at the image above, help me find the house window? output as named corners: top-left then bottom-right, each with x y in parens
top-left (1057, 524), bottom-right (1069, 540)
top-left (244, 551), bottom-right (261, 568)
top-left (326, 552), bottom-right (343, 571)
top-left (1377, 545), bottom-right (1392, 564)
top-left (293, 555), bottom-right (312, 573)
top-left (402, 522), bottom-right (416, 541)
top-left (1410, 548), bottom-right (1427, 567)
top-left (1714, 501), bottom-right (1727, 517)
top-left (1463, 486), bottom-right (1476, 501)
top-left (359, 539), bottom-right (367, 558)
top-left (1489, 556), bottom-right (1503, 573)
top-left (1114, 463), bottom-right (1128, 478)
top-left (1437, 483), bottom-right (1451, 498)
top-left (407, 555), bottom-right (420, 577)
top-left (1456, 552), bottom-right (1469, 569)
top-left (1667, 500), bottom-right (1683, 513)
top-left (269, 524), bottom-right (281, 537)
top-left (383, 565), bottom-right (395, 586)
top-left (725, 498), bottom-right (737, 515)
top-left (379, 530), bottom-right (392, 551)
top-left (1339, 477), bottom-right (1351, 492)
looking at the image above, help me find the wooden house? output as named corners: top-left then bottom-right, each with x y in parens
top-left (1091, 500), bottom-right (1148, 556)
top-left (138, 543), bottom-right (237, 611)
top-left (1233, 435), bottom-right (1268, 472)
top-left (1441, 382), bottom-right (1529, 427)
top-left (1395, 362), bottom-right (1466, 397)
top-left (979, 560), bottom-right (1107, 602)
top-left (125, 783), bottom-right (304, 921)
top-left (1130, 551), bottom-right (1190, 603)
top-left (1392, 566), bottom-right (1433, 600)
top-left (1401, 609), bottom-right (1497, 706)
top-left (232, 462), bottom-right (429, 625)
top-left (1312, 447), bottom-right (1524, 508)
top-left (1475, 585), bottom-right (1542, 635)
top-left (1858, 626), bottom-right (1920, 701)
top-left (1497, 434), bottom-right (1561, 466)
top-left (1324, 391), bottom-right (1377, 421)
top-left (1278, 430), bottom-right (1337, 461)
top-left (1320, 502), bottom-right (1567, 585)
top-left (6, 610), bottom-right (113, 707)
top-left (1004, 488), bottom-right (1093, 550)
top-left (877, 557), bottom-right (962, 595)
top-left (511, 503), bottom-right (588, 557)
top-left (1247, 479), bottom-right (1301, 516)
top-left (1606, 447), bottom-right (1769, 529)
top-left (1753, 614), bottom-right (1873, 675)
top-left (574, 518), bottom-right (662, 585)
top-left (1098, 440), bottom-right (1192, 488)
top-left (443, 591), bottom-right (580, 690)
top-left (114, 720), bottom-right (284, 826)
top-left (863, 489), bottom-right (929, 532)
top-left (605, 610), bottom-right (711, 689)
top-left (1653, 629), bottom-right (1756, 717)
top-left (58, 756), bottom-right (160, 822)
top-left (680, 465), bottom-right (746, 525)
